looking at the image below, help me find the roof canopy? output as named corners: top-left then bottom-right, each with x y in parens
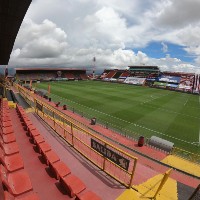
top-left (15, 68), bottom-right (86, 71)
top-left (0, 0), bottom-right (32, 65)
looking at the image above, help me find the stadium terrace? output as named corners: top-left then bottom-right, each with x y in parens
top-left (0, 0), bottom-right (200, 199)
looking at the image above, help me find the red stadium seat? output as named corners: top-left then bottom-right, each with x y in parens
top-left (75, 190), bottom-right (102, 200)
top-left (27, 124), bottom-right (36, 133)
top-left (1, 153), bottom-right (24, 172)
top-left (4, 191), bottom-right (40, 200)
top-left (23, 118), bottom-right (32, 131)
top-left (29, 129), bottom-right (40, 138)
top-left (38, 142), bottom-right (51, 154)
top-left (18, 111), bottom-right (26, 120)
top-left (0, 147), bottom-right (4, 158)
top-left (44, 150), bottom-right (60, 166)
top-left (0, 113), bottom-right (9, 118)
top-left (1, 165), bottom-right (33, 197)
top-left (26, 125), bottom-right (36, 137)
top-left (2, 126), bottom-right (14, 135)
top-left (2, 142), bottom-right (20, 156)
top-left (18, 194), bottom-right (40, 200)
top-left (1, 111), bottom-right (10, 116)
top-left (2, 191), bottom-right (15, 200)
top-left (60, 174), bottom-right (86, 198)
top-left (51, 161), bottom-right (71, 180)
top-left (2, 133), bottom-right (16, 144)
top-left (33, 135), bottom-right (44, 145)
top-left (1, 115), bottom-right (11, 122)
top-left (2, 121), bottom-right (12, 128)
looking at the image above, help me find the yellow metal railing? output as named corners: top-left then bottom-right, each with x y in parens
top-left (15, 83), bottom-right (138, 188)
top-left (153, 168), bottom-right (173, 199)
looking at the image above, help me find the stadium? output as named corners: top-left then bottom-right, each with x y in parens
top-left (0, 0), bottom-right (200, 200)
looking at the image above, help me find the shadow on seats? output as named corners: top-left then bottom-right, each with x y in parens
top-left (55, 182), bottom-right (68, 195)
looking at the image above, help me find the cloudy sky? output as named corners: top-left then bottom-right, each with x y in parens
top-left (9, 0), bottom-right (200, 73)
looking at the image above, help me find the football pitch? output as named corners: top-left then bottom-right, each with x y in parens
top-left (35, 80), bottom-right (200, 153)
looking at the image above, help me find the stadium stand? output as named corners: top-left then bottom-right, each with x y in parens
top-left (120, 70), bottom-right (130, 78)
top-left (112, 70), bottom-right (123, 79)
top-left (193, 74), bottom-right (200, 93)
top-left (100, 70), bottom-right (110, 79)
top-left (63, 72), bottom-right (75, 80)
top-left (129, 66), bottom-right (160, 78)
top-left (104, 70), bottom-right (116, 79)
top-left (15, 104), bottom-right (102, 199)
top-left (15, 68), bottom-right (88, 82)
top-left (7, 0), bottom-right (200, 196)
top-left (1, 82), bottom-right (200, 199)
top-left (100, 66), bottom-right (200, 94)
top-left (158, 72), bottom-right (196, 93)
top-left (0, 97), bottom-right (104, 199)
top-left (79, 73), bottom-right (88, 80)
top-left (0, 99), bottom-right (96, 200)
top-left (0, 99), bottom-right (39, 199)
top-left (100, 69), bottom-right (129, 82)
top-left (177, 74), bottom-right (195, 92)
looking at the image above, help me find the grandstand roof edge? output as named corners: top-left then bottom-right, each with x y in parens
top-left (103, 69), bottom-right (128, 71)
top-left (128, 65), bottom-right (159, 68)
top-left (15, 68), bottom-right (86, 71)
top-left (163, 71), bottom-right (195, 75)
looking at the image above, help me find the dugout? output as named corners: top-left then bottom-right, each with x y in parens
top-left (148, 136), bottom-right (174, 153)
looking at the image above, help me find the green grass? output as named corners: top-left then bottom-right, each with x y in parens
top-left (35, 80), bottom-right (200, 154)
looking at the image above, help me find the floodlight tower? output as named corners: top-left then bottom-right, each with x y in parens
top-left (93, 56), bottom-right (96, 79)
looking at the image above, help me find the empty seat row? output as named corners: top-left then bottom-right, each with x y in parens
top-left (16, 104), bottom-right (102, 200)
top-left (0, 99), bottom-right (39, 200)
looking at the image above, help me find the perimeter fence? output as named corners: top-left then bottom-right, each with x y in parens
top-left (16, 83), bottom-right (138, 188)
top-left (16, 83), bottom-right (200, 166)
top-left (38, 89), bottom-right (200, 164)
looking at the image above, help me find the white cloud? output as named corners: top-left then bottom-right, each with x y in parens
top-left (149, 55), bottom-right (200, 74)
top-left (161, 42), bottom-right (168, 53)
top-left (184, 46), bottom-right (200, 56)
top-left (10, 19), bottom-right (68, 64)
top-left (8, 0), bottom-right (200, 74)
top-left (156, 0), bottom-right (200, 28)
top-left (9, 18), bottom-right (149, 69)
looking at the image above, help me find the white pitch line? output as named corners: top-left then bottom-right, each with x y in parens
top-left (50, 93), bottom-right (197, 145)
top-left (184, 98), bottom-right (188, 106)
top-left (142, 102), bottom-right (200, 120)
top-left (189, 106), bottom-right (200, 110)
top-left (141, 93), bottom-right (170, 104)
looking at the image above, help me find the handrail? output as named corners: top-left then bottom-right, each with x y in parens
top-left (16, 83), bottom-right (138, 188)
